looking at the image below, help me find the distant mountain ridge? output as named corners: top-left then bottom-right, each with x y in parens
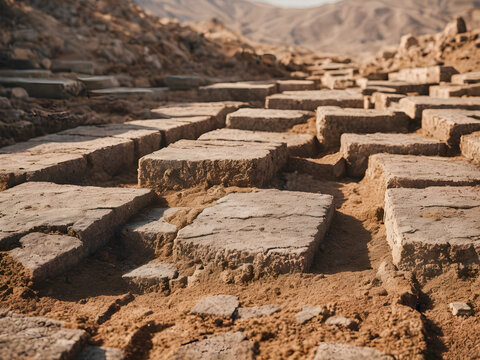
top-left (135, 0), bottom-right (480, 54)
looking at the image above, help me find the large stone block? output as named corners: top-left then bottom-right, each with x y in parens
top-left (371, 92), bottom-right (405, 110)
top-left (461, 131), bottom-right (480, 163)
top-left (0, 77), bottom-right (84, 99)
top-left (384, 186), bottom-right (480, 276)
top-left (138, 140), bottom-right (287, 190)
top-left (398, 96), bottom-right (480, 120)
top-left (389, 66), bottom-right (458, 84)
top-left (226, 108), bottom-right (312, 132)
top-left (429, 84), bottom-right (480, 98)
top-left (174, 190), bottom-right (335, 275)
top-left (199, 82), bottom-right (277, 102)
top-left (340, 133), bottom-right (447, 177)
top-left (266, 90), bottom-right (363, 111)
top-left (316, 107), bottom-right (409, 149)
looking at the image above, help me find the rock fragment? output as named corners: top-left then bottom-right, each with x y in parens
top-left (191, 295), bottom-right (240, 318)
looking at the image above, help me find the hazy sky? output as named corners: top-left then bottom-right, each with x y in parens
top-left (254, 0), bottom-right (337, 8)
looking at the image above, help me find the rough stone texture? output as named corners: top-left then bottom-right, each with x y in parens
top-left (422, 109), bottom-right (480, 147)
top-left (316, 107), bottom-right (409, 149)
top-left (429, 84), bottom-right (480, 98)
top-left (0, 311), bottom-right (88, 360)
top-left (357, 79), bottom-right (430, 95)
top-left (288, 153), bottom-right (346, 180)
top-left (77, 75), bottom-right (119, 90)
top-left (376, 261), bottom-right (418, 308)
top-left (461, 131), bottom-right (480, 164)
top-left (325, 316), bottom-right (358, 330)
top-left (122, 262), bottom-right (178, 293)
top-left (164, 75), bottom-right (203, 90)
top-left (371, 92), bottom-right (405, 110)
top-left (313, 343), bottom-right (393, 360)
top-left (77, 347), bottom-right (124, 360)
top-left (451, 72), bottom-right (480, 85)
top-left (198, 128), bottom-right (317, 157)
top-left (389, 66), bottom-right (458, 84)
top-left (199, 82), bottom-right (277, 102)
top-left (171, 332), bottom-right (254, 360)
top-left (138, 139), bottom-right (287, 190)
top-left (235, 305), bottom-right (281, 319)
top-left (90, 87), bottom-right (168, 101)
top-left (449, 302), bottom-right (473, 316)
top-left (0, 182), bottom-right (154, 253)
top-left (398, 96), bottom-right (480, 120)
top-left (226, 108), bottom-right (312, 132)
top-left (191, 295), bottom-right (240, 317)
top-left (384, 186), bottom-right (480, 276)
top-left (277, 79), bottom-right (315, 92)
top-left (9, 233), bottom-right (84, 282)
top-left (174, 190), bottom-right (335, 275)
top-left (266, 90), bottom-right (364, 111)
top-left (0, 77), bottom-right (84, 98)
top-left (295, 306), bottom-right (327, 324)
top-left (340, 133), bottom-right (447, 177)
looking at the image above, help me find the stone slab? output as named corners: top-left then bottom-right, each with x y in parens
top-left (340, 133), bottom-right (447, 177)
top-left (199, 82), bottom-right (277, 102)
top-left (0, 182), bottom-right (154, 253)
top-left (235, 305), bottom-right (280, 319)
top-left (77, 75), bottom-right (119, 90)
top-left (171, 332), bottom-right (254, 360)
top-left (138, 139), bottom-right (287, 190)
top-left (288, 153), bottom-right (346, 180)
top-left (266, 90), bottom-right (364, 111)
top-left (398, 96), bottom-right (480, 120)
top-left (164, 75), bottom-right (203, 90)
top-left (357, 79), bottom-right (430, 95)
top-left (122, 262), bottom-right (178, 293)
top-left (198, 128), bottom-right (317, 157)
top-left (277, 79), bottom-right (316, 92)
top-left (422, 109), bottom-right (480, 147)
top-left (9, 233), bottom-right (84, 282)
top-left (430, 84), bottom-right (480, 98)
top-left (322, 73), bottom-right (356, 90)
top-left (0, 311), bottom-right (88, 360)
top-left (77, 347), bottom-right (124, 360)
top-left (174, 189), bottom-right (335, 275)
top-left (371, 92), bottom-right (405, 110)
top-left (389, 66), bottom-right (458, 84)
top-left (191, 295), bottom-right (240, 317)
top-left (452, 72), bottom-right (480, 85)
top-left (0, 77), bottom-right (84, 99)
top-left (461, 131), bottom-right (480, 163)
top-left (90, 87), bottom-right (168, 101)
top-left (226, 108), bottom-right (312, 132)
top-left (384, 186), bottom-right (480, 276)
top-left (317, 107), bottom-right (409, 149)
top-left (313, 343), bottom-right (393, 360)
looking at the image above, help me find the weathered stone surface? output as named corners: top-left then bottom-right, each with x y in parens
top-left (9, 233), bottom-right (84, 282)
top-left (449, 302), bottom-right (473, 316)
top-left (77, 347), bottom-right (124, 360)
top-left (0, 311), bottom-right (88, 360)
top-left (384, 186), bottom-right (480, 276)
top-left (164, 75), bottom-right (203, 90)
top-left (77, 75), bottom-right (119, 90)
top-left (371, 92), bottom-right (405, 110)
top-left (461, 131), bottom-right (480, 163)
top-left (316, 107), bottom-right (409, 149)
top-left (174, 190), bottom-right (335, 275)
top-left (0, 77), bottom-right (84, 99)
top-left (288, 153), bottom-right (346, 180)
top-left (313, 343), bottom-right (393, 360)
top-left (341, 133), bottom-right (447, 177)
top-left (138, 140), bottom-right (287, 190)
top-left (295, 306), bottom-right (327, 324)
top-left (226, 108), bottom-right (312, 132)
top-left (389, 66), bottom-right (458, 84)
top-left (199, 82), bottom-right (277, 102)
top-left (277, 79), bottom-right (315, 92)
top-left (191, 295), bottom-right (240, 317)
top-left (171, 332), bottom-right (254, 360)
top-left (357, 79), bottom-right (430, 95)
top-left (422, 109), bottom-right (480, 147)
top-left (235, 305), bottom-right (281, 319)
top-left (429, 84), bottom-right (480, 98)
top-left (399, 96), bottom-right (480, 120)
top-left (0, 182), bottom-right (154, 253)
top-left (90, 87), bottom-right (168, 101)
top-left (122, 262), bottom-right (178, 293)
top-left (325, 316), bottom-right (358, 330)
top-left (266, 90), bottom-right (363, 111)
top-left (198, 128), bottom-right (317, 157)
top-left (452, 72), bottom-right (480, 85)
top-left (51, 60), bottom-right (95, 75)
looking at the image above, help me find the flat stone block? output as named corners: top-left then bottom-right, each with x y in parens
top-left (235, 305), bottom-right (280, 319)
top-left (164, 75), bottom-right (203, 90)
top-left (461, 131), bottom-right (480, 163)
top-left (138, 139), bottom-right (287, 190)
top-left (358, 79), bottom-right (430, 95)
top-left (316, 107), bottom-right (409, 149)
top-left (313, 343), bottom-right (393, 360)
top-left (226, 108), bottom-right (312, 132)
top-left (122, 262), bottom-right (178, 293)
top-left (398, 96), bottom-right (480, 120)
top-left (0, 311), bottom-right (88, 360)
top-left (430, 84), bottom-right (480, 98)
top-left (389, 66), bottom-right (458, 84)
top-left (277, 79), bottom-right (315, 92)
top-left (199, 128), bottom-right (316, 157)
top-left (266, 90), bottom-right (363, 111)
top-left (452, 72), bottom-right (480, 85)
top-left (371, 92), bottom-right (405, 110)
top-left (174, 189), bottom-right (335, 275)
top-left (0, 77), bottom-right (84, 99)
top-left (422, 109), bottom-right (480, 147)
top-left (77, 346), bottom-right (124, 360)
top-left (191, 295), bottom-right (240, 317)
top-left (77, 75), bottom-right (119, 90)
top-left (384, 186), bottom-right (480, 276)
top-left (199, 82), bottom-right (277, 102)
top-left (340, 133), bottom-right (447, 177)
top-left (90, 87), bottom-right (168, 101)
top-left (288, 153), bottom-right (346, 180)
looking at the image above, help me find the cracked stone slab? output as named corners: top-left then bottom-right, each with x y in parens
top-left (277, 79), bottom-right (316, 92)
top-left (266, 90), bottom-right (363, 111)
top-left (340, 133), bottom-right (447, 177)
top-left (199, 82), bottom-right (277, 102)
top-left (422, 109), bottom-right (480, 147)
top-left (452, 72), bottom-right (480, 85)
top-left (171, 332), bottom-right (254, 360)
top-left (316, 107), bottom-right (409, 149)
top-left (0, 182), bottom-right (154, 254)
top-left (389, 66), bottom-right (458, 84)
top-left (122, 262), bottom-right (178, 293)
top-left (384, 186), bottom-right (480, 276)
top-left (174, 189), bottom-right (335, 275)
top-left (198, 128), bottom-right (317, 157)
top-left (461, 131), bottom-right (480, 164)
top-left (226, 108), bottom-right (312, 132)
top-left (0, 77), bottom-right (84, 99)
top-left (313, 343), bottom-right (393, 360)
top-left (0, 311), bottom-right (88, 360)
top-left (191, 295), bottom-right (240, 317)
top-left (235, 305), bottom-right (281, 319)
top-left (430, 84), bottom-right (480, 98)
top-left (77, 346), bottom-right (124, 360)
top-left (138, 139), bottom-right (287, 190)
top-left (398, 96), bottom-right (480, 120)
